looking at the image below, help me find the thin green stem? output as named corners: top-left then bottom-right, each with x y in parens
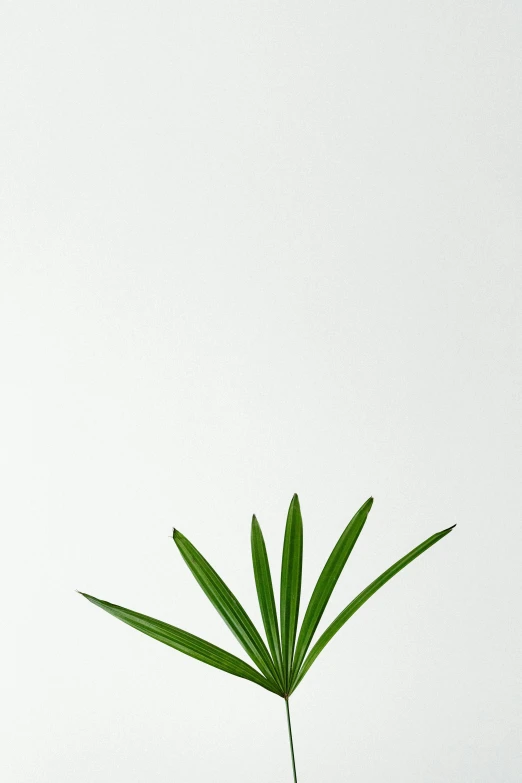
top-left (285, 697), bottom-right (298, 783)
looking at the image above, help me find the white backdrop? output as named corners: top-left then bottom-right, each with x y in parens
top-left (1, 2), bottom-right (521, 781)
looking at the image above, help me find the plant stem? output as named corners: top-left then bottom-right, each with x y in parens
top-left (285, 697), bottom-right (298, 783)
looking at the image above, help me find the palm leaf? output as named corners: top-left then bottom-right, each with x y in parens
top-left (251, 514), bottom-right (284, 683)
top-left (173, 529), bottom-right (284, 694)
top-left (79, 592), bottom-right (280, 694)
top-left (280, 494), bottom-right (303, 691)
top-left (290, 524), bottom-right (455, 692)
top-left (292, 496), bottom-right (373, 679)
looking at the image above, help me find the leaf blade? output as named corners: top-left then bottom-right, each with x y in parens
top-left (79, 592), bottom-right (280, 693)
top-left (251, 514), bottom-right (284, 683)
top-left (290, 524), bottom-right (456, 692)
top-left (280, 494), bottom-right (303, 690)
top-left (292, 496), bottom-right (373, 679)
top-left (173, 529), bottom-right (284, 694)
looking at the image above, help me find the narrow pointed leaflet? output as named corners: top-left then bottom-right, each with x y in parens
top-left (79, 592), bottom-right (280, 694)
top-left (251, 515), bottom-right (284, 685)
top-left (292, 496), bottom-right (373, 679)
top-left (173, 529), bottom-right (284, 694)
top-left (290, 524), bottom-right (455, 692)
top-left (280, 494), bottom-right (303, 691)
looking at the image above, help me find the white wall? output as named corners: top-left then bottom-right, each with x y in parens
top-left (1, 2), bottom-right (521, 781)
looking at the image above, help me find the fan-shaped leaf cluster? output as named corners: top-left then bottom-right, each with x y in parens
top-left (81, 495), bottom-right (454, 697)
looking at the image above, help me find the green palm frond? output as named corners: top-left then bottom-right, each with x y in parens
top-left (79, 493), bottom-right (455, 781)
